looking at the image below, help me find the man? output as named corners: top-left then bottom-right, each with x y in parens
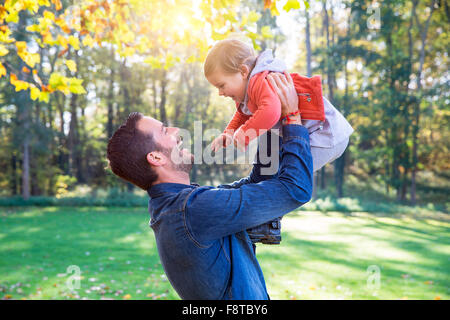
top-left (106, 73), bottom-right (313, 299)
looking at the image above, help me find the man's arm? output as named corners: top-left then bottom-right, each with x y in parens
top-left (184, 123), bottom-right (312, 245)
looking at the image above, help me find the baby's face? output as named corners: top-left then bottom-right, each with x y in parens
top-left (206, 67), bottom-right (248, 104)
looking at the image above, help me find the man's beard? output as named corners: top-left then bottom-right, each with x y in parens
top-left (159, 144), bottom-right (193, 174)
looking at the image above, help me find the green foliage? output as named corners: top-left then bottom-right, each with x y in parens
top-left (0, 194), bottom-right (148, 207)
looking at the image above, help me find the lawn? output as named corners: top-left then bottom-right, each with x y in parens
top-left (0, 207), bottom-right (448, 300)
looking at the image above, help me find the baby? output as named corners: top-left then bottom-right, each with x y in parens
top-left (204, 39), bottom-right (354, 173)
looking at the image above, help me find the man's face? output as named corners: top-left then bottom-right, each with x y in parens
top-left (136, 116), bottom-right (194, 172)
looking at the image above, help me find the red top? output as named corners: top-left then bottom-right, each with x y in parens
top-left (224, 71), bottom-right (325, 147)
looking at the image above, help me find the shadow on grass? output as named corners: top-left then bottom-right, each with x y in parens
top-left (257, 214), bottom-right (449, 298)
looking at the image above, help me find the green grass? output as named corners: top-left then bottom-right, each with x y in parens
top-left (0, 207), bottom-right (449, 300)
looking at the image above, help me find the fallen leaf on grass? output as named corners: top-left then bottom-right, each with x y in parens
top-left (123, 294), bottom-right (131, 300)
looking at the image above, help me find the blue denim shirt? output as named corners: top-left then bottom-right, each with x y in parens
top-left (147, 124), bottom-right (313, 300)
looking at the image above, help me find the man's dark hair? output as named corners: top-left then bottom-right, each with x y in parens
top-left (107, 112), bottom-right (159, 190)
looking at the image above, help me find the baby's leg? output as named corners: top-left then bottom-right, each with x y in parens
top-left (247, 130), bottom-right (283, 245)
top-left (311, 137), bottom-right (349, 172)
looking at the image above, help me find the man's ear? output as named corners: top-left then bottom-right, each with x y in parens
top-left (240, 64), bottom-right (250, 79)
top-left (146, 151), bottom-right (167, 167)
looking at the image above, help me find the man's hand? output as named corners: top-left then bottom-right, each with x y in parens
top-left (267, 72), bottom-right (302, 124)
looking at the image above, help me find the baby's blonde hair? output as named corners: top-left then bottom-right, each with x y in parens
top-left (204, 39), bottom-right (257, 77)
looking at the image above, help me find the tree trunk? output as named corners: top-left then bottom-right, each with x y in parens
top-left (56, 93), bottom-right (68, 174)
top-left (11, 153), bottom-right (18, 195)
top-left (410, 0), bottom-right (436, 205)
top-left (159, 70), bottom-right (168, 124)
top-left (305, 7), bottom-right (317, 197)
top-left (68, 93), bottom-right (84, 183)
top-left (305, 8), bottom-right (312, 78)
top-left (17, 76), bottom-right (31, 200)
top-left (22, 137), bottom-right (30, 200)
top-left (107, 57), bottom-right (115, 139)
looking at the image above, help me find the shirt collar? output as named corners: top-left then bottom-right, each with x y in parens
top-left (147, 182), bottom-right (199, 198)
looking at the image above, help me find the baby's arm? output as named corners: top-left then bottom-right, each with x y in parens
top-left (233, 73), bottom-right (282, 148)
top-left (211, 108), bottom-right (250, 152)
top-left (224, 108), bottom-right (250, 133)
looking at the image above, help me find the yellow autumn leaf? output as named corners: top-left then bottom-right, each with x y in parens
top-left (51, 0), bottom-right (62, 11)
top-left (185, 54), bottom-right (197, 64)
top-left (22, 0), bottom-right (40, 13)
top-left (68, 35), bottom-right (80, 50)
top-left (144, 56), bottom-right (162, 69)
top-left (43, 10), bottom-right (55, 21)
top-left (65, 59), bottom-right (77, 73)
top-left (68, 78), bottom-right (86, 94)
top-left (42, 31), bottom-right (54, 45)
top-left (30, 86), bottom-right (40, 101)
top-left (283, 0), bottom-right (301, 12)
top-left (16, 41), bottom-right (40, 68)
top-left (20, 52), bottom-right (40, 68)
top-left (120, 46), bottom-right (135, 57)
top-left (123, 294), bottom-right (131, 300)
top-left (39, 90), bottom-right (50, 103)
top-left (39, 0), bottom-right (51, 6)
top-left (10, 73), bottom-right (30, 92)
top-left (57, 34), bottom-right (68, 49)
top-left (0, 44), bottom-right (9, 56)
top-left (26, 24), bottom-right (41, 33)
top-left (16, 41), bottom-right (27, 53)
top-left (261, 26), bottom-right (274, 39)
top-left (0, 28), bottom-right (14, 43)
top-left (269, 0), bottom-right (280, 16)
top-left (248, 11), bottom-right (261, 23)
top-left (0, 62), bottom-right (6, 78)
top-left (48, 72), bottom-right (69, 94)
top-left (5, 10), bottom-right (19, 23)
top-left (82, 34), bottom-right (94, 48)
top-left (0, 6), bottom-right (8, 23)
top-left (22, 66), bottom-right (30, 73)
top-left (15, 81), bottom-right (30, 92)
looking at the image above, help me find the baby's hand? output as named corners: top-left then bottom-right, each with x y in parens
top-left (232, 127), bottom-right (248, 152)
top-left (211, 133), bottom-right (233, 152)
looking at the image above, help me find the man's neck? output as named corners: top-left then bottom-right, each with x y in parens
top-left (153, 171), bottom-right (190, 186)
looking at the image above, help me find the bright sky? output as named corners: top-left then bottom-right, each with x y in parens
top-left (275, 8), bottom-right (304, 69)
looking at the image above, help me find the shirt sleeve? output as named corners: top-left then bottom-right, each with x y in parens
top-left (233, 75), bottom-right (282, 147)
top-left (216, 165), bottom-right (265, 190)
top-left (224, 108), bottom-right (250, 132)
top-left (184, 124), bottom-right (313, 245)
